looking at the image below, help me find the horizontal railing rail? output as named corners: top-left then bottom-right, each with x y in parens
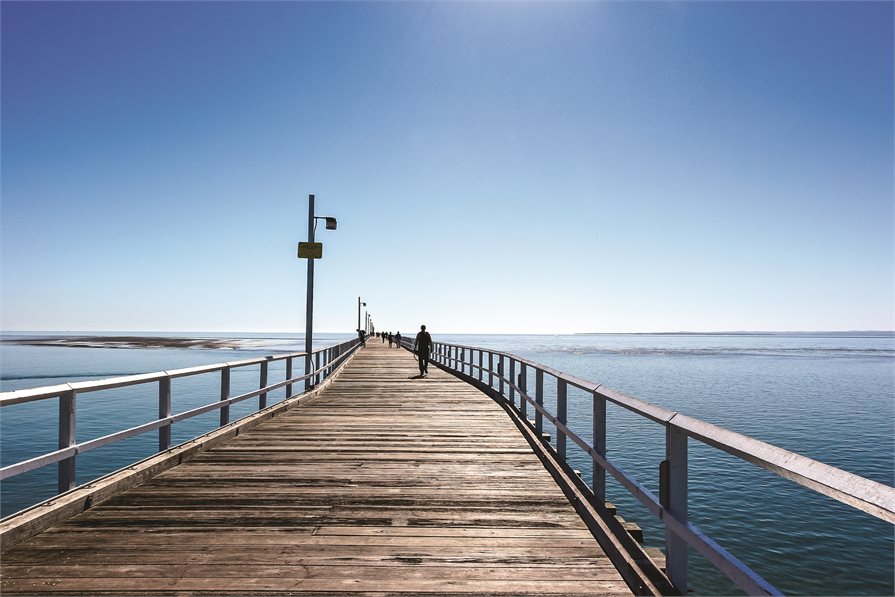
top-left (0, 338), bottom-right (360, 498)
top-left (402, 338), bottom-right (895, 596)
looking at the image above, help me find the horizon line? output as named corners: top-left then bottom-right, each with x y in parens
top-left (2, 329), bottom-right (894, 336)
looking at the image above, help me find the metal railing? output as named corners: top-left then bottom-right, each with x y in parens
top-left (406, 338), bottom-right (895, 596)
top-left (0, 338), bottom-right (360, 496)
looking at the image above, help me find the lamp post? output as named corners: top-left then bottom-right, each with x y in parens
top-left (357, 297), bottom-right (366, 335)
top-left (301, 194), bottom-right (337, 391)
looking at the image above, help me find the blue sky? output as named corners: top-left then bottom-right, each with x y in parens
top-left (2, 1), bottom-right (892, 334)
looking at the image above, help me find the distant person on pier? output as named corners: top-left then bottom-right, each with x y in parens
top-left (395, 331), bottom-right (402, 348)
top-left (381, 332), bottom-right (386, 343)
top-left (357, 329), bottom-right (366, 347)
top-left (413, 325), bottom-right (433, 377)
top-left (388, 332), bottom-right (394, 348)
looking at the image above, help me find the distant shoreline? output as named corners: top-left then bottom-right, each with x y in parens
top-left (0, 336), bottom-right (248, 349)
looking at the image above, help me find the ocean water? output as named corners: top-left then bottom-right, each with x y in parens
top-left (1, 331), bottom-right (893, 596)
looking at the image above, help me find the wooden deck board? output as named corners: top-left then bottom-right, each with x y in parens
top-left (1, 342), bottom-right (633, 595)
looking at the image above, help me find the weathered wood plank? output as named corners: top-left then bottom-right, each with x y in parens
top-left (0, 564), bottom-right (627, 580)
top-left (19, 532), bottom-right (604, 549)
top-left (1, 577), bottom-right (633, 595)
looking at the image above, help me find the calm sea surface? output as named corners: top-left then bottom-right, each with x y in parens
top-left (1, 332), bottom-right (892, 596)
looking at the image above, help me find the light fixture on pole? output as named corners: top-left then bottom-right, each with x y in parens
top-left (298, 194), bottom-right (337, 391)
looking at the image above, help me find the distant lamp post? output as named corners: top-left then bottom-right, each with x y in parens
top-left (299, 194), bottom-right (337, 391)
top-left (357, 297), bottom-right (366, 334)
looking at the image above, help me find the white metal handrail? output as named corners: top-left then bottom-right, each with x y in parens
top-left (0, 338), bottom-right (360, 495)
top-left (408, 338), bottom-right (895, 596)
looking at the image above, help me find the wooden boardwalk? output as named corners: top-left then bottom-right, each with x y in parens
top-left (1, 341), bottom-right (633, 595)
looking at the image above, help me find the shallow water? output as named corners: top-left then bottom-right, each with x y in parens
top-left (1, 331), bottom-right (892, 595)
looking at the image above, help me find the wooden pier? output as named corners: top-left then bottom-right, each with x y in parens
top-left (1, 342), bottom-right (642, 595)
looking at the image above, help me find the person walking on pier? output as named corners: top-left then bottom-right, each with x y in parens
top-left (387, 332), bottom-right (394, 348)
top-left (395, 331), bottom-right (402, 348)
top-left (413, 325), bottom-right (433, 377)
top-left (357, 329), bottom-right (366, 347)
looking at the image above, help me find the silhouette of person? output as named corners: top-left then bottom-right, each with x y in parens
top-left (388, 332), bottom-right (394, 348)
top-left (413, 325), bottom-right (432, 377)
top-left (357, 329), bottom-right (366, 347)
top-left (395, 331), bottom-right (402, 348)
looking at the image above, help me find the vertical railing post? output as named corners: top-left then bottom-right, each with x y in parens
top-left (320, 349), bottom-right (327, 380)
top-left (519, 364), bottom-right (527, 420)
top-left (498, 356), bottom-right (505, 396)
top-left (488, 352), bottom-right (494, 388)
top-left (478, 350), bottom-right (483, 381)
top-left (220, 367), bottom-right (231, 427)
top-left (58, 389), bottom-right (77, 493)
top-left (509, 359), bottom-right (516, 408)
top-left (259, 358), bottom-right (269, 410)
top-left (158, 376), bottom-right (172, 452)
top-left (557, 379), bottom-right (567, 459)
top-left (461, 347), bottom-right (465, 375)
top-left (286, 357), bottom-right (293, 399)
top-left (315, 351), bottom-right (321, 385)
top-left (592, 390), bottom-right (606, 502)
top-left (662, 425), bottom-right (689, 593)
top-left (535, 369), bottom-right (544, 435)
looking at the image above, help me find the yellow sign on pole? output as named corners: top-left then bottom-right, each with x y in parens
top-left (297, 242), bottom-right (323, 259)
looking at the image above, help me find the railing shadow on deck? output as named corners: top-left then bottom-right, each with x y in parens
top-left (399, 338), bottom-right (895, 597)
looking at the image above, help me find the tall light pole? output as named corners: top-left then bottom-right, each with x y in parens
top-left (357, 297), bottom-right (366, 334)
top-left (299, 194), bottom-right (337, 391)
